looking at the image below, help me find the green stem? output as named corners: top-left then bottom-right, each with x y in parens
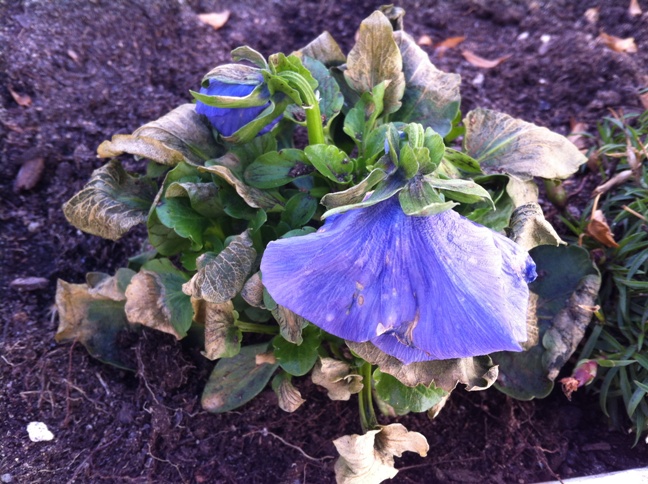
top-left (279, 71), bottom-right (325, 146)
top-left (358, 362), bottom-right (378, 433)
top-left (235, 320), bottom-right (279, 335)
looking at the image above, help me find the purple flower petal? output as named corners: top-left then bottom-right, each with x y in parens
top-left (195, 79), bottom-right (271, 137)
top-left (261, 197), bottom-right (536, 364)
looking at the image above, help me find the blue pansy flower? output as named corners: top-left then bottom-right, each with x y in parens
top-left (261, 197), bottom-right (537, 365)
top-left (195, 72), bottom-right (281, 137)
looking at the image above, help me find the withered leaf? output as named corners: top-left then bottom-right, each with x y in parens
top-left (462, 50), bottom-right (510, 68)
top-left (197, 11), bottom-right (230, 30)
top-left (587, 209), bottom-right (619, 248)
top-left (311, 358), bottom-right (363, 401)
top-left (272, 372), bottom-right (305, 413)
top-left (182, 230), bottom-right (256, 304)
top-left (14, 157), bottom-right (45, 192)
top-left (333, 423), bottom-right (428, 484)
top-left (599, 32), bottom-right (637, 53)
top-left (193, 298), bottom-right (242, 360)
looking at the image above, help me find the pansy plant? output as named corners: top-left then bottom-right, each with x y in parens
top-left (57, 7), bottom-right (600, 483)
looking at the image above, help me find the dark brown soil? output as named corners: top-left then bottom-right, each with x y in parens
top-left (1, 1), bottom-right (647, 483)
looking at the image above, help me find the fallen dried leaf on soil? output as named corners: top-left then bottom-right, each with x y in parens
top-left (629, 0), bottom-right (643, 17)
top-left (9, 87), bottom-right (31, 107)
top-left (599, 32), bottom-right (637, 53)
top-left (461, 49), bottom-right (510, 68)
top-left (435, 36), bottom-right (465, 56)
top-left (640, 91), bottom-right (648, 110)
top-left (568, 119), bottom-right (589, 151)
top-left (198, 11), bottom-right (230, 30)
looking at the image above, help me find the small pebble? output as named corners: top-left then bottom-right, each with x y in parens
top-left (517, 31), bottom-right (529, 41)
top-left (27, 422), bottom-right (54, 442)
top-left (1, 474), bottom-right (13, 483)
top-left (472, 73), bottom-right (485, 86)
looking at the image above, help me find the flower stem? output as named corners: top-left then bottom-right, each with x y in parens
top-left (278, 71), bottom-right (325, 146)
top-left (358, 362), bottom-right (378, 433)
top-left (235, 320), bottom-right (279, 335)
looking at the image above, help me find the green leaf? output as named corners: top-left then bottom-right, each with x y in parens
top-left (281, 192), bottom-right (318, 229)
top-left (166, 181), bottom-right (224, 218)
top-left (348, 341), bottom-right (499, 392)
top-left (223, 96), bottom-right (292, 144)
top-left (322, 172), bottom-right (407, 218)
top-left (194, 299), bottom-right (242, 360)
top-left (182, 230), bottom-right (257, 304)
top-left (55, 275), bottom-right (135, 370)
top-left (124, 258), bottom-right (193, 339)
top-left (320, 168), bottom-right (388, 210)
top-left (297, 31), bottom-right (346, 68)
top-left (305, 144), bottom-right (354, 184)
top-left (344, 11), bottom-right (405, 115)
top-left (200, 155), bottom-right (284, 211)
top-left (286, 56), bottom-right (343, 129)
top-left (63, 160), bottom-right (157, 241)
top-left (231, 46), bottom-right (268, 69)
top-left (374, 369), bottom-right (448, 415)
top-left (392, 31), bottom-right (461, 137)
top-left (201, 343), bottom-right (279, 413)
top-left (244, 149), bottom-right (314, 189)
top-left (343, 83), bottom-right (386, 145)
top-left (272, 326), bottom-right (321, 377)
top-left (463, 108), bottom-right (588, 180)
top-left (443, 148), bottom-right (482, 174)
top-left (493, 245), bottom-right (601, 399)
top-left (147, 162), bottom-right (206, 255)
top-left (398, 176), bottom-right (456, 216)
top-left (423, 175), bottom-right (494, 206)
top-left (97, 104), bottom-right (221, 165)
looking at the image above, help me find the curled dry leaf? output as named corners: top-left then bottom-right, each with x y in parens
top-left (193, 298), bottom-right (241, 360)
top-left (567, 119), bottom-right (588, 151)
top-left (311, 358), bottom-right (363, 401)
top-left (598, 32), bottom-right (637, 54)
top-left (9, 87), bottom-right (32, 107)
top-left (461, 49), bottom-right (510, 68)
top-left (629, 0), bottom-right (643, 17)
top-left (197, 11), bottom-right (230, 30)
top-left (592, 169), bottom-right (633, 197)
top-left (272, 373), bottom-right (305, 413)
top-left (509, 202), bottom-right (563, 251)
top-left (587, 209), bottom-right (619, 248)
top-left (435, 35), bottom-right (465, 56)
top-left (333, 423), bottom-right (429, 484)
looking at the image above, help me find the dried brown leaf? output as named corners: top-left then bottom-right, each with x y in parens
top-left (587, 210), bottom-right (619, 248)
top-left (461, 49), bottom-right (510, 68)
top-left (14, 157), bottom-right (45, 191)
top-left (599, 32), bottom-right (637, 53)
top-left (641, 91), bottom-right (648, 111)
top-left (629, 0), bottom-right (643, 17)
top-left (198, 11), bottom-right (230, 30)
top-left (592, 169), bottom-right (633, 196)
top-left (567, 119), bottom-right (589, 150)
top-left (9, 87), bottom-right (31, 107)
top-left (311, 358), bottom-right (363, 401)
top-left (333, 424), bottom-right (428, 484)
top-left (436, 35), bottom-right (465, 50)
top-left (584, 7), bottom-right (600, 24)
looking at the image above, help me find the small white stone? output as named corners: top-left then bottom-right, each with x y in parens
top-left (1, 473), bottom-right (13, 483)
top-left (517, 31), bottom-right (529, 41)
top-left (472, 73), bottom-right (485, 86)
top-left (27, 422), bottom-right (54, 442)
top-left (540, 34), bottom-right (551, 43)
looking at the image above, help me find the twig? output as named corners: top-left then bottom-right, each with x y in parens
top-left (623, 205), bottom-right (647, 222)
top-left (244, 428), bottom-right (334, 462)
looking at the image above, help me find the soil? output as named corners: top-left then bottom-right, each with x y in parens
top-left (1, 0), bottom-right (647, 483)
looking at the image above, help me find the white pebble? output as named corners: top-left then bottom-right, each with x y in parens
top-left (27, 422), bottom-right (54, 442)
